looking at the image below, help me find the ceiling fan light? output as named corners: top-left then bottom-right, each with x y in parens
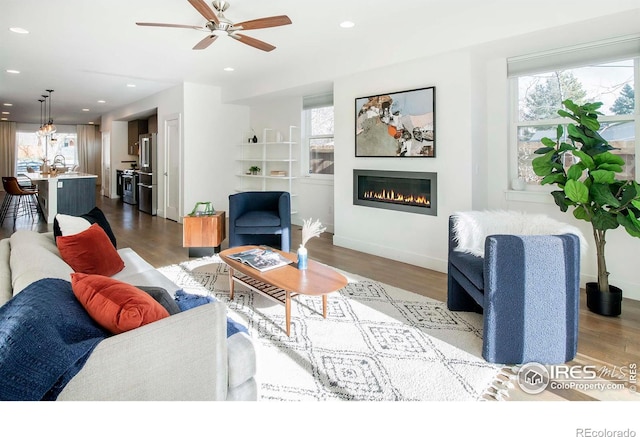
top-left (139, 2), bottom-right (289, 52)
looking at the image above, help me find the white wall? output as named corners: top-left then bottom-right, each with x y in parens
top-left (108, 121), bottom-right (127, 197)
top-left (297, 178), bottom-right (334, 233)
top-left (333, 51), bottom-right (474, 272)
top-left (182, 82), bottom-right (248, 215)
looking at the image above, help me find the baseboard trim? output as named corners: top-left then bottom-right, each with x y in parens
top-left (333, 235), bottom-right (447, 273)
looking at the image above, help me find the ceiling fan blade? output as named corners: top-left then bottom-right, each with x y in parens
top-left (230, 33), bottom-right (276, 52)
top-left (233, 15), bottom-right (292, 31)
top-left (188, 0), bottom-right (219, 25)
top-left (193, 34), bottom-right (219, 50)
top-left (136, 22), bottom-right (203, 30)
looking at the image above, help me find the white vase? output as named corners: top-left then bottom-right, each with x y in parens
top-left (297, 246), bottom-right (308, 270)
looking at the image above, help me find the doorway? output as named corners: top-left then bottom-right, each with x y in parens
top-left (101, 132), bottom-right (110, 197)
top-left (164, 114), bottom-right (181, 221)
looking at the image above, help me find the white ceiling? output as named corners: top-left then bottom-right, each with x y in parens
top-left (1, 0), bottom-right (639, 126)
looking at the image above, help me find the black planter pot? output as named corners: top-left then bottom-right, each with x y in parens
top-left (586, 282), bottom-right (622, 317)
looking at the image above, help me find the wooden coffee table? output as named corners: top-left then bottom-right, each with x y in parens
top-left (219, 245), bottom-right (348, 336)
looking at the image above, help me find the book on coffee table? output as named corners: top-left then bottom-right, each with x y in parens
top-left (227, 247), bottom-right (292, 272)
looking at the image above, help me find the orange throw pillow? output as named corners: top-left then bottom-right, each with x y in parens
top-left (57, 223), bottom-right (124, 276)
top-left (71, 273), bottom-right (170, 334)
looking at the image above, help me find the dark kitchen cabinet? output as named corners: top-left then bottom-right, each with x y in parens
top-left (148, 114), bottom-right (158, 134)
top-left (128, 120), bottom-right (148, 155)
top-left (57, 178), bottom-right (96, 216)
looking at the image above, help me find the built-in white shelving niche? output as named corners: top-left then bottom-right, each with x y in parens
top-left (235, 126), bottom-right (300, 214)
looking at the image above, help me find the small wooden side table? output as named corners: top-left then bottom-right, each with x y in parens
top-left (183, 211), bottom-right (226, 257)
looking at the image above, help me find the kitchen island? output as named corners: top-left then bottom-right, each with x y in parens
top-left (28, 172), bottom-right (98, 223)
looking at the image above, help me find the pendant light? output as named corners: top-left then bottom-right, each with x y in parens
top-left (36, 98), bottom-right (45, 137)
top-left (39, 94), bottom-right (49, 136)
top-left (45, 89), bottom-right (56, 135)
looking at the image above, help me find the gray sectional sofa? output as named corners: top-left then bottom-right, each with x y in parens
top-left (0, 230), bottom-right (257, 400)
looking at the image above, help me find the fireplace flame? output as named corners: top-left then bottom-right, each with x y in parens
top-left (363, 189), bottom-right (430, 206)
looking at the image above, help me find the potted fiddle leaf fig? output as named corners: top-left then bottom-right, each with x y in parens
top-left (532, 99), bottom-right (640, 316)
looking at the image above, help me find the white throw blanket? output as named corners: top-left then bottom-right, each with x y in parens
top-left (452, 210), bottom-right (587, 257)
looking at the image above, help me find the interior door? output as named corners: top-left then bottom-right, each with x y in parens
top-left (101, 132), bottom-right (111, 197)
top-left (165, 115), bottom-right (180, 221)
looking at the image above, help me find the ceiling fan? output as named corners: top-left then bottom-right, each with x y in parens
top-left (136, 0), bottom-right (292, 52)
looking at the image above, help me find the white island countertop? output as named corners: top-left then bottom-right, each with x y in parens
top-left (26, 172), bottom-right (98, 181)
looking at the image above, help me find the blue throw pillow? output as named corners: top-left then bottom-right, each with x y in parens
top-left (174, 289), bottom-right (215, 311)
top-left (173, 290), bottom-right (247, 337)
top-left (227, 317), bottom-right (248, 337)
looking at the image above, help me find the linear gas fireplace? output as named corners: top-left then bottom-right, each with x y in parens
top-left (353, 170), bottom-right (437, 216)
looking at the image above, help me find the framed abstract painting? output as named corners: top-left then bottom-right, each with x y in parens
top-left (355, 86), bottom-right (435, 157)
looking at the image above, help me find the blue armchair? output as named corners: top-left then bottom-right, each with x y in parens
top-left (447, 214), bottom-right (581, 364)
top-left (229, 191), bottom-right (291, 253)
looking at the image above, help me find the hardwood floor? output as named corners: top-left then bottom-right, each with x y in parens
top-left (1, 190), bottom-right (638, 400)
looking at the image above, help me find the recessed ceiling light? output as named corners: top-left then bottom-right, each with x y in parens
top-left (89, 121), bottom-right (94, 125)
top-left (97, 100), bottom-right (106, 104)
top-left (224, 67), bottom-right (235, 72)
top-left (9, 27), bottom-right (29, 34)
top-left (0, 118), bottom-right (7, 121)
top-left (1, 111), bottom-right (9, 115)
top-left (127, 84), bottom-right (136, 88)
top-left (6, 69), bottom-right (20, 74)
top-left (82, 108), bottom-right (90, 112)
top-left (340, 21), bottom-right (355, 28)
top-left (3, 103), bottom-right (13, 107)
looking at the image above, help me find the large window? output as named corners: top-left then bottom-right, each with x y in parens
top-left (303, 93), bottom-right (334, 176)
top-left (510, 39), bottom-right (639, 188)
top-left (16, 130), bottom-right (78, 173)
top-left (304, 106), bottom-right (334, 175)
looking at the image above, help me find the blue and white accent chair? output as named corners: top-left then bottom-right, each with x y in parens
top-left (447, 211), bottom-right (584, 364)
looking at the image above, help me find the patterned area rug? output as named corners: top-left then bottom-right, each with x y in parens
top-left (158, 256), bottom-right (505, 401)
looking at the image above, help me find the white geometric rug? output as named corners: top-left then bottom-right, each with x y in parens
top-left (158, 256), bottom-right (506, 401)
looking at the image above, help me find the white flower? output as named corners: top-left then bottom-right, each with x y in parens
top-left (301, 218), bottom-right (326, 248)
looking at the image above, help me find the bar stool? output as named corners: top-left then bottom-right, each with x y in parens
top-left (0, 176), bottom-right (44, 229)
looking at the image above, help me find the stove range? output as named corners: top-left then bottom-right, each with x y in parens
top-left (121, 169), bottom-right (138, 205)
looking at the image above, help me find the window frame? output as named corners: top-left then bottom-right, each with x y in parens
top-left (302, 104), bottom-right (335, 179)
top-left (509, 56), bottom-right (639, 193)
top-left (15, 127), bottom-right (79, 175)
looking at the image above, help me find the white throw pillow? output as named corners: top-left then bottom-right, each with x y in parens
top-left (55, 214), bottom-right (91, 236)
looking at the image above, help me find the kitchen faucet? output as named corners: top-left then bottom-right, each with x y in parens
top-left (53, 155), bottom-right (66, 168)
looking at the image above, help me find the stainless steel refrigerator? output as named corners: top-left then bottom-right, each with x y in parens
top-left (137, 133), bottom-right (157, 215)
